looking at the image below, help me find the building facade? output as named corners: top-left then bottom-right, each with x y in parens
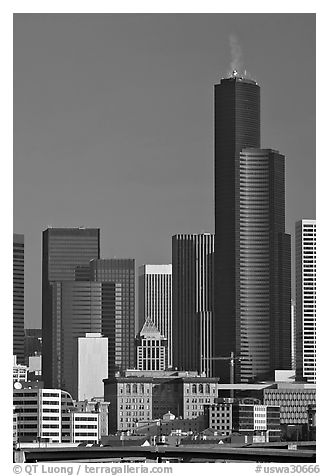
top-left (14, 233), bottom-right (25, 364)
top-left (136, 318), bottom-right (168, 371)
top-left (13, 355), bottom-right (28, 383)
top-left (13, 388), bottom-right (73, 443)
top-left (104, 370), bottom-right (220, 433)
top-left (24, 329), bottom-right (42, 365)
top-left (204, 398), bottom-right (234, 436)
top-left (291, 300), bottom-right (297, 370)
top-left (77, 333), bottom-right (108, 401)
top-left (232, 403), bottom-right (281, 441)
top-left (42, 228), bottom-right (100, 388)
top-left (14, 388), bottom-right (102, 444)
top-left (138, 265), bottom-right (172, 368)
top-left (172, 234), bottom-right (214, 376)
top-left (214, 73), bottom-right (291, 383)
top-left (296, 220), bottom-right (316, 383)
top-left (60, 281), bottom-right (103, 398)
top-left (236, 148), bottom-right (291, 381)
top-left (214, 73), bottom-right (260, 382)
top-left (263, 383), bottom-right (316, 425)
top-left (90, 259), bottom-right (136, 372)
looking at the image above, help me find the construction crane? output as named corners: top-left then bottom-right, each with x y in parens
top-left (202, 352), bottom-right (242, 398)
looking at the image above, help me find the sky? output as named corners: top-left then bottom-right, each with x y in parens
top-left (13, 13), bottom-right (316, 329)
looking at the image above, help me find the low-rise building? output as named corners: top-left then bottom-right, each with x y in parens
top-left (263, 383), bottom-right (316, 425)
top-left (13, 388), bottom-right (101, 444)
top-left (204, 398), bottom-right (234, 436)
top-left (75, 399), bottom-right (110, 438)
top-left (232, 403), bottom-right (281, 442)
top-left (69, 412), bottom-right (99, 444)
top-left (104, 369), bottom-right (220, 433)
top-left (13, 355), bottom-right (28, 383)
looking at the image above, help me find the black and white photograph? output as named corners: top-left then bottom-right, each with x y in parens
top-left (11, 10), bottom-right (318, 470)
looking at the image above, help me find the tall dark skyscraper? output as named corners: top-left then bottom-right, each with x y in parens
top-left (13, 233), bottom-right (25, 364)
top-left (237, 148), bottom-right (291, 381)
top-left (214, 74), bottom-right (260, 381)
top-left (42, 227), bottom-right (100, 388)
top-left (172, 234), bottom-right (214, 376)
top-left (89, 259), bottom-right (136, 372)
top-left (214, 72), bottom-right (291, 382)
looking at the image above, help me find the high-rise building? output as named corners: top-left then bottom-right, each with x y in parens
top-left (24, 329), bottom-right (42, 364)
top-left (236, 148), bottom-right (291, 382)
top-left (172, 233), bottom-right (214, 376)
top-left (89, 259), bottom-right (136, 372)
top-left (138, 265), bottom-right (172, 368)
top-left (60, 282), bottom-right (104, 399)
top-left (136, 318), bottom-right (168, 371)
top-left (214, 73), bottom-right (291, 382)
top-left (42, 228), bottom-right (100, 388)
top-left (214, 73), bottom-right (260, 382)
top-left (77, 333), bottom-right (108, 401)
top-left (291, 300), bottom-right (297, 370)
top-left (13, 233), bottom-right (25, 364)
top-left (295, 220), bottom-right (316, 383)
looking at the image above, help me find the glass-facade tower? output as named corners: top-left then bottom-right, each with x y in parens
top-left (214, 73), bottom-right (291, 381)
top-left (42, 228), bottom-right (100, 388)
top-left (13, 233), bottom-right (25, 364)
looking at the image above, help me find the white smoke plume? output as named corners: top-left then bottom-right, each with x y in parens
top-left (229, 34), bottom-right (243, 74)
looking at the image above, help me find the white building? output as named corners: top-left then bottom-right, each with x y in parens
top-left (69, 412), bottom-right (99, 444)
top-left (291, 300), bottom-right (296, 370)
top-left (13, 388), bottom-right (68, 443)
top-left (136, 318), bottom-right (168, 371)
top-left (13, 355), bottom-right (28, 383)
top-left (138, 265), bottom-right (172, 368)
top-left (77, 333), bottom-right (108, 401)
top-left (13, 388), bottom-right (100, 444)
top-left (295, 220), bottom-right (316, 383)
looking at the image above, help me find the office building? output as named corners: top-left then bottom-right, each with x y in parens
top-left (13, 388), bottom-right (100, 444)
top-left (28, 354), bottom-right (42, 382)
top-left (138, 265), bottom-right (172, 368)
top-left (172, 234), bottom-right (214, 376)
top-left (291, 300), bottom-right (297, 370)
top-left (214, 73), bottom-right (260, 382)
top-left (68, 412), bottom-right (99, 444)
top-left (60, 282), bottom-right (104, 399)
top-left (90, 259), bottom-right (136, 372)
top-left (77, 333), bottom-right (108, 401)
top-left (75, 400), bottom-right (111, 437)
top-left (13, 355), bottom-right (28, 383)
top-left (204, 399), bottom-right (281, 441)
top-left (237, 148), bottom-right (291, 381)
top-left (136, 318), bottom-right (168, 371)
top-left (263, 383), bottom-right (316, 426)
top-left (13, 233), bottom-right (25, 364)
top-left (24, 329), bottom-right (42, 364)
top-left (13, 388), bottom-right (73, 443)
top-left (232, 403), bottom-right (281, 441)
top-left (296, 220), bottom-right (316, 383)
top-left (203, 398), bottom-right (234, 436)
top-left (214, 73), bottom-right (291, 382)
top-left (104, 369), bottom-right (220, 433)
top-left (42, 227), bottom-right (100, 388)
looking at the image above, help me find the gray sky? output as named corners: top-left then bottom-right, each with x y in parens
top-left (13, 13), bottom-right (315, 329)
